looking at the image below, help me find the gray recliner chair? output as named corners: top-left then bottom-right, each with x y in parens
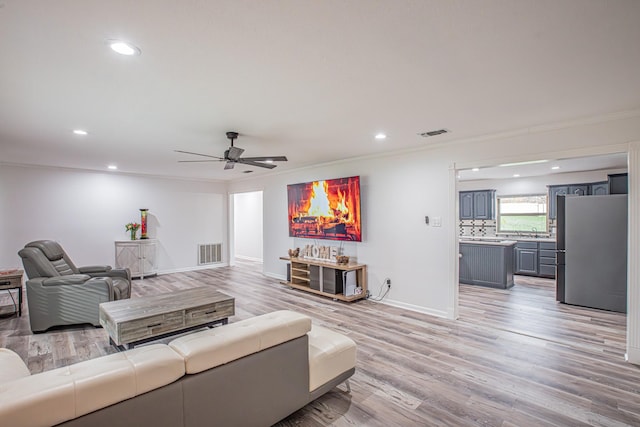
top-left (18, 240), bottom-right (132, 332)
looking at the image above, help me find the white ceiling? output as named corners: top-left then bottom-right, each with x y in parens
top-left (1, 1), bottom-right (639, 181)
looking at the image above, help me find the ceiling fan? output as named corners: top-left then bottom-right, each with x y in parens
top-left (175, 131), bottom-right (288, 170)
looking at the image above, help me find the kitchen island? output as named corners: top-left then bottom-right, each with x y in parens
top-left (459, 240), bottom-right (516, 288)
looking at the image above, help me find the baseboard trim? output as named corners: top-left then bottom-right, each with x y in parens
top-left (235, 255), bottom-right (263, 262)
top-left (157, 263), bottom-right (229, 275)
top-left (374, 298), bottom-right (449, 319)
top-left (265, 272), bottom-right (286, 282)
top-left (626, 346), bottom-right (640, 365)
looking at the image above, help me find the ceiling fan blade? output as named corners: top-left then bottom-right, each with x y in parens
top-left (174, 150), bottom-right (224, 160)
top-left (224, 161), bottom-right (235, 170)
top-left (240, 156), bottom-right (288, 162)
top-left (178, 160), bottom-right (224, 163)
top-left (227, 146), bottom-right (244, 161)
top-left (237, 159), bottom-right (277, 169)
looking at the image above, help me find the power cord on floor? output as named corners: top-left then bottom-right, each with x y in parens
top-left (367, 277), bottom-right (391, 301)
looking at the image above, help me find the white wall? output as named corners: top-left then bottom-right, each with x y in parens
top-left (229, 112), bottom-right (640, 321)
top-left (233, 191), bottom-right (263, 261)
top-left (0, 165), bottom-right (228, 273)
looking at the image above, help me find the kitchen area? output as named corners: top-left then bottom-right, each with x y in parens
top-left (457, 153), bottom-right (628, 313)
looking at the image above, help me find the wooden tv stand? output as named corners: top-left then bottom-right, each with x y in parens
top-left (279, 257), bottom-right (367, 302)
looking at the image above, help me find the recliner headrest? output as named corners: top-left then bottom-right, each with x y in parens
top-left (25, 240), bottom-right (65, 261)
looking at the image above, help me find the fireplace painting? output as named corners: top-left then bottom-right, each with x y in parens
top-left (287, 176), bottom-right (362, 241)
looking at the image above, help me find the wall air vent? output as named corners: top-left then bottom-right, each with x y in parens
top-left (419, 129), bottom-right (449, 137)
top-left (198, 243), bottom-right (222, 265)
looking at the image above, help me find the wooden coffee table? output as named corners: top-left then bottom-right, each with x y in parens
top-left (99, 287), bottom-right (234, 351)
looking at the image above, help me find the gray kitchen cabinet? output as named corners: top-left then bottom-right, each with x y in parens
top-left (608, 173), bottom-right (628, 194)
top-left (538, 242), bottom-right (556, 278)
top-left (589, 182), bottom-right (609, 195)
top-left (568, 185), bottom-right (589, 196)
top-left (549, 178), bottom-right (625, 219)
top-left (515, 241), bottom-right (538, 275)
top-left (459, 241), bottom-right (515, 288)
top-left (459, 190), bottom-right (495, 220)
top-left (473, 191), bottom-right (494, 219)
top-left (459, 192), bottom-right (474, 220)
top-left (548, 186), bottom-right (568, 220)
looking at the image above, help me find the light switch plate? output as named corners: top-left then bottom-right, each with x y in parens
top-left (432, 217), bottom-right (442, 227)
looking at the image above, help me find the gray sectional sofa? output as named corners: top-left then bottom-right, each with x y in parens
top-left (0, 310), bottom-right (357, 427)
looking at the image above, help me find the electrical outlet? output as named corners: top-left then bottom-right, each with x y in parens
top-left (386, 278), bottom-right (391, 287)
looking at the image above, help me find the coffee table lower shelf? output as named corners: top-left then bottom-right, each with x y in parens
top-left (107, 318), bottom-right (228, 351)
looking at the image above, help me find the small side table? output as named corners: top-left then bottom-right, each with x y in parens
top-left (0, 269), bottom-right (23, 317)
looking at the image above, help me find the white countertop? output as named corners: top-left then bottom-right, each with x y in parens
top-left (459, 239), bottom-right (517, 247)
top-left (459, 236), bottom-right (556, 243)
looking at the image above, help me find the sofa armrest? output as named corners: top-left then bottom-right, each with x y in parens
top-left (78, 265), bottom-right (112, 274)
top-left (0, 349), bottom-right (31, 383)
top-left (84, 268), bottom-right (131, 281)
top-left (42, 274), bottom-right (91, 286)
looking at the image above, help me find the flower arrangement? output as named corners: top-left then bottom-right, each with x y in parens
top-left (125, 222), bottom-right (141, 240)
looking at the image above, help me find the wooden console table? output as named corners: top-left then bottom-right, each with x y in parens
top-left (0, 269), bottom-right (23, 317)
top-left (280, 257), bottom-right (367, 302)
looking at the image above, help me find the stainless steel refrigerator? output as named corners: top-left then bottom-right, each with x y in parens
top-left (556, 194), bottom-right (627, 313)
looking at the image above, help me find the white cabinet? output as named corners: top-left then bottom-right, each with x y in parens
top-left (115, 239), bottom-right (158, 279)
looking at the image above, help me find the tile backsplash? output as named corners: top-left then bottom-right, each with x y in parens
top-left (459, 218), bottom-right (556, 238)
top-left (459, 219), bottom-right (497, 237)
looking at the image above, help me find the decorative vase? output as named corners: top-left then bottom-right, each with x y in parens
top-left (140, 209), bottom-right (149, 239)
top-left (130, 229), bottom-right (137, 240)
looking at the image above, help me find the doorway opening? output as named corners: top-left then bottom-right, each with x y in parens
top-left (232, 191), bottom-right (264, 266)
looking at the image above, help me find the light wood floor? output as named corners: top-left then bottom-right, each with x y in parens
top-left (1, 263), bottom-right (639, 426)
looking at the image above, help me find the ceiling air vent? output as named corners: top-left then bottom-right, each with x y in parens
top-left (419, 129), bottom-right (449, 138)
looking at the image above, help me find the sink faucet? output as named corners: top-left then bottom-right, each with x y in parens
top-left (532, 227), bottom-right (537, 237)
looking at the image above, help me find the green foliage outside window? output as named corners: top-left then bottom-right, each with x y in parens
top-left (497, 195), bottom-right (548, 233)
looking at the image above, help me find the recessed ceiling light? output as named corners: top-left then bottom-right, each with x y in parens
top-left (73, 129), bottom-right (88, 135)
top-left (107, 165), bottom-right (118, 170)
top-left (264, 159), bottom-right (274, 163)
top-left (375, 133), bottom-right (387, 140)
top-left (513, 174), bottom-right (520, 177)
top-left (109, 41), bottom-right (141, 56)
top-left (471, 168), bottom-right (480, 172)
top-left (551, 166), bottom-right (560, 170)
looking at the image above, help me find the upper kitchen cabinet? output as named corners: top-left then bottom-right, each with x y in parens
top-left (460, 192), bottom-right (474, 219)
top-left (608, 173), bottom-right (628, 194)
top-left (568, 184), bottom-right (589, 196)
top-left (589, 182), bottom-right (609, 195)
top-left (459, 190), bottom-right (495, 220)
top-left (548, 186), bottom-right (568, 220)
top-left (548, 183), bottom-right (606, 219)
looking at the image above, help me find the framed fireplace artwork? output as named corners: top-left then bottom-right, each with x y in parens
top-left (287, 176), bottom-right (362, 242)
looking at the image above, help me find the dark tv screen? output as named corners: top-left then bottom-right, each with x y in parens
top-left (287, 176), bottom-right (362, 242)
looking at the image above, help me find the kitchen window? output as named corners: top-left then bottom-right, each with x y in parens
top-left (497, 195), bottom-right (548, 234)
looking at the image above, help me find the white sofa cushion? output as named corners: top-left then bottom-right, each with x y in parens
top-left (169, 310), bottom-right (312, 374)
top-left (0, 344), bottom-right (184, 427)
top-left (308, 325), bottom-right (357, 392)
top-left (0, 349), bottom-right (31, 383)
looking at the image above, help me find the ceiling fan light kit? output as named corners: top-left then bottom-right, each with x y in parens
top-left (175, 131), bottom-right (288, 170)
